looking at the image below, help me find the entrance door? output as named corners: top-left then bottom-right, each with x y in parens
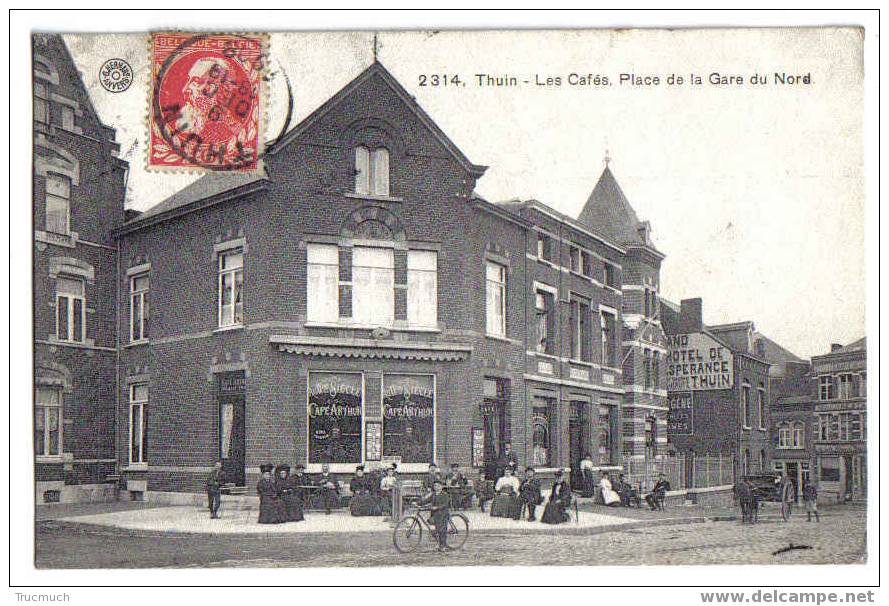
top-left (220, 397), bottom-right (246, 486)
top-left (784, 462), bottom-right (799, 502)
top-left (568, 420), bottom-right (583, 490)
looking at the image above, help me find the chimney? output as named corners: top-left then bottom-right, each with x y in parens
top-left (831, 343), bottom-right (843, 352)
top-left (680, 298), bottom-right (703, 332)
top-left (124, 209), bottom-right (143, 222)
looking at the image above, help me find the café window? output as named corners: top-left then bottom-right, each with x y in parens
top-left (56, 276), bottom-right (84, 342)
top-left (352, 246), bottom-right (394, 326)
top-left (535, 290), bottom-right (555, 354)
top-left (354, 146), bottom-right (390, 196)
top-left (130, 273), bottom-right (149, 342)
top-left (308, 372), bottom-right (363, 464)
top-left (218, 249), bottom-right (244, 327)
top-left (485, 261), bottom-right (506, 337)
top-left (306, 244), bottom-right (339, 323)
top-left (45, 173), bottom-right (70, 235)
top-left (818, 375), bottom-right (834, 401)
top-left (601, 310), bottom-right (616, 367)
top-left (531, 399), bottom-right (554, 467)
top-left (407, 250), bottom-right (437, 328)
top-left (382, 374), bottom-right (435, 464)
top-left (129, 383), bottom-right (148, 465)
top-left (568, 295), bottom-right (591, 362)
top-left (35, 387), bottom-right (62, 456)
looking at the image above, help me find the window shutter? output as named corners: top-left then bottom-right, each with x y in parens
top-left (354, 147), bottom-right (370, 194)
top-left (373, 148), bottom-right (389, 196)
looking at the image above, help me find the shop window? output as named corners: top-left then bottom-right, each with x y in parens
top-left (485, 261), bottom-right (506, 337)
top-left (130, 273), bottom-right (149, 342)
top-left (129, 383), bottom-right (148, 465)
top-left (56, 276), bottom-right (84, 342)
top-left (306, 243), bottom-right (339, 323)
top-left (352, 246), bottom-right (394, 326)
top-left (35, 387), bottom-right (62, 456)
top-left (382, 374), bottom-right (435, 464)
top-left (569, 295), bottom-right (591, 362)
top-left (308, 372), bottom-right (363, 464)
top-left (818, 375), bottom-right (835, 401)
top-left (406, 250), bottom-right (437, 328)
top-left (838, 373), bottom-right (853, 399)
top-left (741, 385), bottom-right (751, 429)
top-left (218, 249), bottom-right (243, 327)
top-left (354, 146), bottom-right (390, 196)
top-left (535, 290), bottom-right (555, 354)
top-left (531, 399), bottom-right (554, 467)
top-left (601, 310), bottom-right (616, 367)
top-left (45, 173), bottom-right (70, 235)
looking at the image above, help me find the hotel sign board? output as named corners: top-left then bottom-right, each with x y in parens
top-left (666, 332), bottom-right (733, 391)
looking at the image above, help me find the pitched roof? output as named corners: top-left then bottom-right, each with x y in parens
top-left (834, 337), bottom-right (866, 354)
top-left (268, 61), bottom-right (486, 177)
top-left (577, 166), bottom-right (644, 246)
top-left (753, 333), bottom-right (804, 365)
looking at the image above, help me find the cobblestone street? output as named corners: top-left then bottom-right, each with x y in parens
top-left (35, 504), bottom-right (866, 568)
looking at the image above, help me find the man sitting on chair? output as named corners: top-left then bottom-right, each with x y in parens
top-left (645, 473), bottom-right (671, 511)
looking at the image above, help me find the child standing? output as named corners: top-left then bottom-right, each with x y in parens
top-left (803, 481), bottom-right (820, 522)
top-left (420, 479), bottom-right (451, 551)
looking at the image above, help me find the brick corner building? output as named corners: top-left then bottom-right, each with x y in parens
top-left (32, 34), bottom-right (128, 503)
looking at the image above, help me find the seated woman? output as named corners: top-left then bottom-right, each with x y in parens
top-left (257, 463), bottom-right (284, 524)
top-left (541, 469), bottom-right (573, 524)
top-left (446, 463), bottom-right (473, 510)
top-left (490, 467), bottom-right (522, 519)
top-left (349, 465), bottom-right (383, 516)
top-left (599, 472), bottom-right (621, 506)
top-left (579, 453), bottom-right (596, 498)
top-left (275, 464), bottom-right (304, 522)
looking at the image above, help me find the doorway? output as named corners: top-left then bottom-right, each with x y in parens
top-left (218, 372), bottom-right (246, 487)
top-left (784, 462), bottom-right (799, 502)
top-left (568, 419), bottom-right (584, 490)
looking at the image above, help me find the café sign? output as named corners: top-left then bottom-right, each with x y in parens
top-left (666, 332), bottom-right (733, 391)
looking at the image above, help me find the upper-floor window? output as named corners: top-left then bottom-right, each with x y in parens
top-left (56, 276), bottom-right (84, 342)
top-left (307, 243), bottom-right (339, 323)
top-left (535, 290), bottom-right (555, 355)
top-left (34, 97), bottom-right (49, 124)
top-left (407, 250), bottom-right (437, 328)
top-left (60, 105), bottom-right (75, 131)
top-left (569, 246), bottom-right (581, 273)
top-left (643, 348), bottom-right (652, 390)
top-left (580, 251), bottom-right (593, 278)
top-left (35, 387), bottom-right (62, 457)
top-left (568, 295), bottom-right (591, 362)
top-left (741, 385), bottom-right (751, 429)
top-left (757, 385), bottom-right (766, 429)
top-left (536, 233), bottom-right (553, 262)
top-left (355, 146), bottom-right (390, 196)
top-left (218, 250), bottom-right (244, 327)
top-left (792, 422), bottom-right (804, 448)
top-left (45, 173), bottom-right (70, 235)
top-left (644, 287), bottom-right (658, 319)
top-left (818, 375), bottom-right (835, 401)
top-left (603, 262), bottom-right (619, 288)
top-left (778, 425), bottom-right (791, 448)
top-left (652, 351), bottom-right (660, 389)
top-left (601, 310), bottom-right (616, 367)
top-left (859, 372), bottom-right (867, 397)
top-left (130, 274), bottom-right (149, 342)
top-left (818, 415), bottom-right (829, 441)
top-left (838, 373), bottom-right (854, 399)
top-left (352, 246), bottom-right (394, 326)
top-left (485, 261), bottom-right (506, 337)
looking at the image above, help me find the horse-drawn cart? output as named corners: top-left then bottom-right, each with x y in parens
top-left (744, 472), bottom-right (795, 522)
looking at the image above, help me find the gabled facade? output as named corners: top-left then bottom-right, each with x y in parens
top-left (32, 34), bottom-right (128, 503)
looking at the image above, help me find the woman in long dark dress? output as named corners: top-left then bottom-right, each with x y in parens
top-left (257, 463), bottom-right (283, 524)
top-left (541, 469), bottom-right (572, 524)
top-left (276, 464), bottom-right (304, 522)
top-left (490, 467), bottom-right (522, 519)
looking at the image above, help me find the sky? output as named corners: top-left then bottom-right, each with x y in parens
top-left (64, 28), bottom-right (865, 360)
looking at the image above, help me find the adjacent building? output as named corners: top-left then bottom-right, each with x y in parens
top-left (768, 358), bottom-right (815, 500)
top-left (812, 338), bottom-right (867, 502)
top-left (32, 34), bottom-right (128, 503)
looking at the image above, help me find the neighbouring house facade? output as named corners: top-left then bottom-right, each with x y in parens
top-left (660, 299), bottom-right (774, 486)
top-left (32, 34), bottom-right (128, 503)
top-left (812, 338), bottom-right (867, 503)
top-left (110, 61), bottom-right (674, 498)
top-left (768, 359), bottom-right (816, 501)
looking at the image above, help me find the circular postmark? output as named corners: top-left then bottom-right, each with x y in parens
top-left (99, 58), bottom-right (133, 93)
top-left (151, 33), bottom-right (270, 171)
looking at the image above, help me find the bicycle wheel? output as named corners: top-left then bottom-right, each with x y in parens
top-left (393, 515), bottom-right (423, 553)
top-left (445, 513), bottom-right (469, 550)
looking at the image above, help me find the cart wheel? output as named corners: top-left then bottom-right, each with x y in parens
top-left (393, 515), bottom-right (423, 553)
top-left (446, 513), bottom-right (469, 550)
top-left (781, 482), bottom-right (794, 521)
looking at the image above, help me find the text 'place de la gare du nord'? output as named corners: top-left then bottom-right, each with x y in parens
top-left (33, 34), bottom-right (862, 514)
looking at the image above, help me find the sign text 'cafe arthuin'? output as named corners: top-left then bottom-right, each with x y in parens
top-left (666, 332), bottom-right (734, 391)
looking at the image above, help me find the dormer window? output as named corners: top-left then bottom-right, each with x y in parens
top-left (355, 146), bottom-right (390, 196)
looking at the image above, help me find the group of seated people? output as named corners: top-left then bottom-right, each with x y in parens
top-left (486, 465), bottom-right (574, 524)
top-left (576, 454), bottom-right (671, 511)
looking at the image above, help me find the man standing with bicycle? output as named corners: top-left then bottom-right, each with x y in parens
top-left (419, 478), bottom-right (451, 552)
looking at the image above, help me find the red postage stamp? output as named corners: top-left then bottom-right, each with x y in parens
top-left (149, 33), bottom-right (265, 172)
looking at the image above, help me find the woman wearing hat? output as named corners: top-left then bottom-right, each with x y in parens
top-left (541, 469), bottom-right (573, 524)
top-left (349, 465), bottom-right (382, 516)
top-left (257, 463), bottom-right (283, 524)
top-left (276, 464), bottom-right (304, 522)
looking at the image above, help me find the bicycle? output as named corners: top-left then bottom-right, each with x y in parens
top-left (392, 504), bottom-right (470, 553)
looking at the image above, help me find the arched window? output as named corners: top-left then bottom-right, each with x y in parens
top-left (354, 146), bottom-right (390, 196)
